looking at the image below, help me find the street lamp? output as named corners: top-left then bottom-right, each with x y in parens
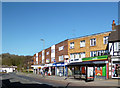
top-left (40, 39), bottom-right (45, 50)
top-left (40, 39), bottom-right (45, 64)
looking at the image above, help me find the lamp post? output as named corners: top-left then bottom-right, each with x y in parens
top-left (40, 39), bottom-right (45, 50)
top-left (40, 39), bottom-right (45, 64)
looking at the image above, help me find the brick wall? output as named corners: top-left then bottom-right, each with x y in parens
top-left (38, 51), bottom-right (42, 64)
top-left (68, 32), bottom-right (111, 58)
top-left (33, 54), bottom-right (36, 65)
top-left (45, 47), bottom-right (51, 64)
top-left (55, 39), bottom-right (68, 63)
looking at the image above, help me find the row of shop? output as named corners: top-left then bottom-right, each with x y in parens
top-left (31, 55), bottom-right (120, 80)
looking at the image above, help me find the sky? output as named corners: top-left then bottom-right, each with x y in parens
top-left (2, 2), bottom-right (118, 56)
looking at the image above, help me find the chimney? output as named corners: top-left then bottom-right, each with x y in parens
top-left (112, 20), bottom-right (116, 30)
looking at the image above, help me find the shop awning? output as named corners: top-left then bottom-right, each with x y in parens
top-left (82, 55), bottom-right (108, 62)
top-left (68, 60), bottom-right (108, 66)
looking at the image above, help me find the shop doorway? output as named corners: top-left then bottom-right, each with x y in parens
top-left (112, 61), bottom-right (120, 78)
top-left (51, 67), bottom-right (55, 75)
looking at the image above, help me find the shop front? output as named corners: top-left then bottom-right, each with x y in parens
top-left (31, 65), bottom-right (44, 74)
top-left (51, 66), bottom-right (55, 75)
top-left (111, 56), bottom-right (120, 78)
top-left (55, 62), bottom-right (65, 76)
top-left (67, 55), bottom-right (109, 81)
top-left (67, 62), bottom-right (94, 81)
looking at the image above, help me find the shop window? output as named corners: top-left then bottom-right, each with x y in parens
top-left (114, 42), bottom-right (118, 51)
top-left (97, 67), bottom-right (100, 71)
top-left (112, 64), bottom-right (119, 78)
top-left (81, 67), bottom-right (86, 75)
top-left (75, 66), bottom-right (80, 75)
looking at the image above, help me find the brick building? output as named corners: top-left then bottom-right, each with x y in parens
top-left (67, 31), bottom-right (111, 80)
top-left (31, 20), bottom-right (120, 80)
top-left (54, 39), bottom-right (68, 76)
top-left (108, 20), bottom-right (120, 78)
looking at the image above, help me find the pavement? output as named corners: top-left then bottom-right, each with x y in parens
top-left (16, 72), bottom-right (120, 87)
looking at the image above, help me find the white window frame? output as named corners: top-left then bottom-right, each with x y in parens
top-left (51, 49), bottom-right (55, 53)
top-left (103, 36), bottom-right (109, 44)
top-left (90, 50), bottom-right (109, 57)
top-left (90, 38), bottom-right (96, 46)
top-left (46, 58), bottom-right (50, 63)
top-left (81, 52), bottom-right (85, 58)
top-left (39, 55), bottom-right (41, 57)
top-left (70, 52), bottom-right (85, 59)
top-left (70, 54), bottom-right (74, 59)
top-left (59, 55), bottom-right (64, 61)
top-left (114, 42), bottom-right (118, 51)
top-left (80, 40), bottom-right (85, 47)
top-left (59, 46), bottom-right (64, 51)
top-left (51, 57), bottom-right (55, 62)
top-left (46, 51), bottom-right (49, 55)
top-left (119, 42), bottom-right (120, 50)
top-left (70, 42), bottom-right (74, 49)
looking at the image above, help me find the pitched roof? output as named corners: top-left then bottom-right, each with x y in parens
top-left (108, 25), bottom-right (120, 42)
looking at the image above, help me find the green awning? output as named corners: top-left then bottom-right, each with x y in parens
top-left (82, 55), bottom-right (108, 62)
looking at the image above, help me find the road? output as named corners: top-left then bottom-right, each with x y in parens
top-left (0, 73), bottom-right (119, 88)
top-left (1, 73), bottom-right (67, 88)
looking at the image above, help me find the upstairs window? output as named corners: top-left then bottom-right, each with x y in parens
top-left (119, 42), bottom-right (120, 50)
top-left (70, 42), bottom-right (74, 49)
top-left (80, 40), bottom-right (85, 47)
top-left (103, 36), bottom-right (109, 44)
top-left (46, 51), bottom-right (49, 55)
top-left (90, 50), bottom-right (109, 57)
top-left (81, 52), bottom-right (86, 58)
top-left (70, 52), bottom-right (85, 59)
top-left (51, 49), bottom-right (55, 53)
top-left (90, 38), bottom-right (96, 46)
top-left (59, 55), bottom-right (64, 61)
top-left (59, 46), bottom-right (64, 51)
top-left (114, 42), bottom-right (118, 51)
top-left (39, 55), bottom-right (41, 57)
top-left (70, 53), bottom-right (75, 59)
top-left (46, 58), bottom-right (50, 63)
top-left (51, 57), bottom-right (55, 62)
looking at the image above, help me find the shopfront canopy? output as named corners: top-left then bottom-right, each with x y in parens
top-left (68, 60), bottom-right (108, 66)
top-left (68, 55), bottom-right (108, 66)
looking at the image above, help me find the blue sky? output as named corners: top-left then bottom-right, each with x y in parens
top-left (2, 2), bottom-right (118, 56)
